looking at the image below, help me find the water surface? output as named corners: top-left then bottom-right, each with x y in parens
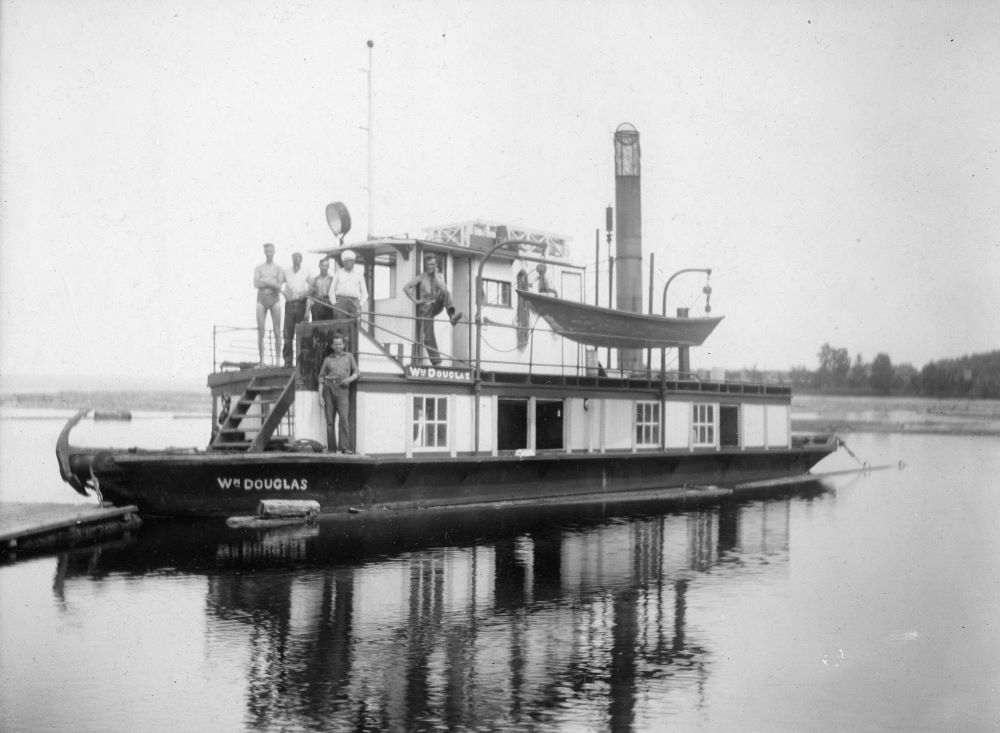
top-left (1, 409), bottom-right (998, 731)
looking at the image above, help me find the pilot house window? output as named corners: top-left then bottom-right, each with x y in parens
top-left (413, 396), bottom-right (448, 449)
top-left (482, 279), bottom-right (512, 307)
top-left (373, 253), bottom-right (397, 299)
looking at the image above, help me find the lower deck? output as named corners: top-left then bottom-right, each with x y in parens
top-left (83, 437), bottom-right (837, 517)
top-left (208, 317), bottom-right (801, 460)
top-left (292, 381), bottom-right (799, 459)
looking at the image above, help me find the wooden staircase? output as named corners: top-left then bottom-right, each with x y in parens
top-left (211, 372), bottom-right (295, 452)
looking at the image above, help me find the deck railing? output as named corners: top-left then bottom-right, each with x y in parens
top-left (212, 312), bottom-right (791, 397)
top-left (212, 325), bottom-right (279, 372)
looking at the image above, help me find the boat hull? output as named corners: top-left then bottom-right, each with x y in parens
top-left (71, 441), bottom-right (837, 518)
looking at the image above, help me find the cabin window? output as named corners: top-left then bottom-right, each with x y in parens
top-left (561, 271), bottom-right (583, 302)
top-left (483, 278), bottom-right (512, 308)
top-left (692, 403), bottom-right (716, 447)
top-left (373, 253), bottom-right (397, 299)
top-left (412, 395), bottom-right (448, 449)
top-left (635, 401), bottom-right (660, 447)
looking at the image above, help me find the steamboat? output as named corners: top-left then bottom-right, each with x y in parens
top-left (56, 125), bottom-right (838, 518)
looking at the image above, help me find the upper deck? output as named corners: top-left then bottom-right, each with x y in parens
top-left (207, 227), bottom-right (796, 456)
top-left (213, 224), bottom-right (781, 400)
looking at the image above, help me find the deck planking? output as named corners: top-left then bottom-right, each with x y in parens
top-left (1, 502), bottom-right (141, 558)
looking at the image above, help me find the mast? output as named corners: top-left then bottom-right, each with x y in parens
top-left (365, 40), bottom-right (374, 239)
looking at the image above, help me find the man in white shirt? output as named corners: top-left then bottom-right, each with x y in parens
top-left (281, 252), bottom-right (313, 367)
top-left (330, 250), bottom-right (369, 322)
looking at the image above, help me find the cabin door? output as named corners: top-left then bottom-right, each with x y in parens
top-left (497, 398), bottom-right (528, 451)
top-left (720, 405), bottom-right (739, 448)
top-left (535, 399), bottom-right (564, 450)
top-left (498, 397), bottom-right (565, 451)
top-left (450, 254), bottom-right (473, 362)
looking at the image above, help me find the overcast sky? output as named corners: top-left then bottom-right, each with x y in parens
top-left (2, 0), bottom-right (997, 389)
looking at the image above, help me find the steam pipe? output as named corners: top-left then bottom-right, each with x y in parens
top-left (658, 267), bottom-right (712, 384)
top-left (660, 268), bottom-right (712, 316)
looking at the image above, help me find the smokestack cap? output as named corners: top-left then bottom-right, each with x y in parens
top-left (615, 122), bottom-right (639, 145)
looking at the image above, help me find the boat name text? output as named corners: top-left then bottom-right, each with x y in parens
top-left (405, 365), bottom-right (473, 382)
top-left (216, 477), bottom-right (309, 491)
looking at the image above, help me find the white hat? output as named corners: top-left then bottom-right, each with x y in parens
top-left (341, 249), bottom-right (357, 261)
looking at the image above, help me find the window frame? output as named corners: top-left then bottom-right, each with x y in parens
top-left (372, 253), bottom-right (397, 300)
top-left (692, 403), bottom-right (717, 448)
top-left (412, 395), bottom-right (449, 451)
top-left (635, 400), bottom-right (661, 448)
top-left (482, 278), bottom-right (513, 308)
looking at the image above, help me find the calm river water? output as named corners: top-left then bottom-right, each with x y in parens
top-left (1, 407), bottom-right (998, 732)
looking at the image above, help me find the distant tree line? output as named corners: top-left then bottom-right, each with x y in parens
top-left (786, 345), bottom-right (1000, 398)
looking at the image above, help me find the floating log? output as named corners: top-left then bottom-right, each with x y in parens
top-left (225, 499), bottom-right (321, 529)
top-left (257, 499), bottom-right (320, 518)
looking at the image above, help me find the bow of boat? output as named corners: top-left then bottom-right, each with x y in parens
top-left (55, 408), bottom-right (111, 497)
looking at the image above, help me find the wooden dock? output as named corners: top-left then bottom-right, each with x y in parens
top-left (0, 502), bottom-right (141, 559)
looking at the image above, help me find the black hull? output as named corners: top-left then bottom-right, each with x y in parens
top-left (73, 443), bottom-right (836, 518)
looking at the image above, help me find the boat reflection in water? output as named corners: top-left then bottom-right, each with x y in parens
top-left (58, 483), bottom-right (829, 731)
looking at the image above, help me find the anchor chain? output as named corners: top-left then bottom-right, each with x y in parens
top-left (837, 438), bottom-right (870, 471)
top-left (88, 462), bottom-right (104, 505)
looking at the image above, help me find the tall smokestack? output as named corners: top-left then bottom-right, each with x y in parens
top-left (614, 123), bottom-right (643, 373)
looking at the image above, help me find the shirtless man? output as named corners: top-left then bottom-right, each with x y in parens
top-left (403, 253), bottom-right (462, 366)
top-left (254, 243), bottom-right (284, 366)
top-left (532, 263), bottom-right (558, 297)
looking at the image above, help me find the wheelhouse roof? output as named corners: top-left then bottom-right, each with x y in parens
top-left (311, 238), bottom-right (584, 269)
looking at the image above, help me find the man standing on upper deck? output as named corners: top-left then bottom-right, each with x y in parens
top-left (329, 250), bottom-right (368, 323)
top-left (254, 242), bottom-right (284, 366)
top-left (309, 257), bottom-right (335, 321)
top-left (281, 251), bottom-right (313, 367)
top-left (531, 262), bottom-right (558, 297)
top-left (403, 253), bottom-right (462, 366)
top-left (317, 334), bottom-right (359, 453)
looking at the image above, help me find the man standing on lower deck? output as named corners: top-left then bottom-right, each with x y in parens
top-left (281, 252), bottom-right (313, 367)
top-left (403, 253), bottom-right (462, 366)
top-left (254, 243), bottom-right (284, 366)
top-left (317, 335), bottom-right (359, 453)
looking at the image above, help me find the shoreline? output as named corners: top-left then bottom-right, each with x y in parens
top-left (4, 392), bottom-right (999, 437)
top-left (791, 418), bottom-right (1000, 438)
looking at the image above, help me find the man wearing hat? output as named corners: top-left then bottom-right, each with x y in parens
top-left (281, 251), bottom-right (313, 367)
top-left (329, 249), bottom-right (368, 322)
